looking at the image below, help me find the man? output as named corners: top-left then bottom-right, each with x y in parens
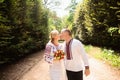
top-left (60, 29), bottom-right (90, 80)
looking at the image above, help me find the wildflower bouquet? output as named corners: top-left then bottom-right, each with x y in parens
top-left (53, 50), bottom-right (65, 60)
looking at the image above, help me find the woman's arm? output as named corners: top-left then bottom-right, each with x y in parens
top-left (44, 44), bottom-right (53, 64)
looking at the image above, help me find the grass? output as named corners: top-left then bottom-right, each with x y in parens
top-left (85, 45), bottom-right (120, 69)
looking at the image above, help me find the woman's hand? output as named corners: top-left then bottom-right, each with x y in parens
top-left (53, 59), bottom-right (58, 61)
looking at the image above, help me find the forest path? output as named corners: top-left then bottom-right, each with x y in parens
top-left (0, 51), bottom-right (120, 80)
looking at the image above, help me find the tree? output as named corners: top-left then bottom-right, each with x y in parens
top-left (0, 0), bottom-right (49, 64)
top-left (48, 11), bottom-right (63, 31)
top-left (73, 0), bottom-right (120, 52)
top-left (65, 0), bottom-right (78, 29)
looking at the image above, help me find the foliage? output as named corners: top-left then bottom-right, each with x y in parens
top-left (65, 0), bottom-right (79, 29)
top-left (43, 0), bottom-right (61, 9)
top-left (73, 0), bottom-right (120, 52)
top-left (0, 0), bottom-right (49, 64)
top-left (85, 45), bottom-right (120, 68)
top-left (48, 11), bottom-right (64, 32)
top-left (100, 49), bottom-right (120, 68)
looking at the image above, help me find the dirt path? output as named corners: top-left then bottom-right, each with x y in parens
top-left (85, 56), bottom-right (120, 80)
top-left (0, 51), bottom-right (44, 80)
top-left (0, 52), bottom-right (120, 80)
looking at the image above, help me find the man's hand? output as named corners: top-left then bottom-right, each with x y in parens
top-left (84, 66), bottom-right (90, 76)
top-left (84, 69), bottom-right (90, 76)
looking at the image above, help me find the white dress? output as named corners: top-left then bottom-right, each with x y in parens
top-left (44, 42), bottom-right (67, 80)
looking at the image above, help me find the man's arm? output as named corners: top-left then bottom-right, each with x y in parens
top-left (77, 40), bottom-right (90, 76)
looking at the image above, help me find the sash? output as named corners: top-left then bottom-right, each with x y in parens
top-left (66, 39), bottom-right (73, 60)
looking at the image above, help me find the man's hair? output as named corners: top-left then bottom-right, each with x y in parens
top-left (61, 29), bottom-right (72, 36)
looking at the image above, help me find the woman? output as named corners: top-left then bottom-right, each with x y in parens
top-left (44, 30), bottom-right (66, 80)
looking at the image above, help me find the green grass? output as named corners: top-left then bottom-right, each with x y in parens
top-left (85, 45), bottom-right (120, 69)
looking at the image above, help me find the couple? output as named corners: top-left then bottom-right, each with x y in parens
top-left (44, 29), bottom-right (90, 80)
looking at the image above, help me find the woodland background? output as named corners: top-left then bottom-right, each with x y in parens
top-left (0, 0), bottom-right (120, 65)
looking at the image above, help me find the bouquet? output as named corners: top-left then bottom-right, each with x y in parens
top-left (53, 50), bottom-right (65, 60)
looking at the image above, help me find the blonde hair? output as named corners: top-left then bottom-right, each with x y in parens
top-left (50, 30), bottom-right (59, 43)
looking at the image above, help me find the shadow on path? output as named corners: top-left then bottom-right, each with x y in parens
top-left (0, 51), bottom-right (43, 80)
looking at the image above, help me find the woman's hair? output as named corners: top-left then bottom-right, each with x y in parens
top-left (50, 30), bottom-right (59, 43)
